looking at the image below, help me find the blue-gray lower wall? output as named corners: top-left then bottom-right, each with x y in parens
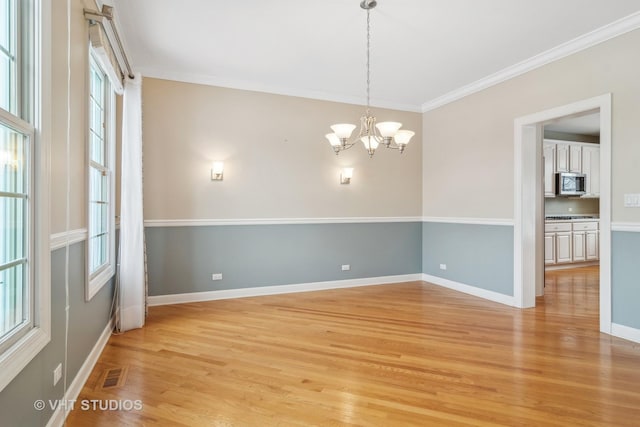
top-left (145, 222), bottom-right (423, 296)
top-left (612, 231), bottom-right (640, 330)
top-left (422, 222), bottom-right (514, 296)
top-left (0, 241), bottom-right (114, 427)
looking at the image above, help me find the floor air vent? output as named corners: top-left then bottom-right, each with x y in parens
top-left (97, 366), bottom-right (128, 390)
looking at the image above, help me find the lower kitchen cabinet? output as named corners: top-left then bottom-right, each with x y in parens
top-left (586, 230), bottom-right (599, 260)
top-left (545, 220), bottom-right (599, 266)
top-left (572, 231), bottom-right (586, 262)
top-left (556, 232), bottom-right (573, 263)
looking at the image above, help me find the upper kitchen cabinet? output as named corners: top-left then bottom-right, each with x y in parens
top-left (582, 145), bottom-right (600, 198)
top-left (543, 139), bottom-right (599, 198)
top-left (544, 142), bottom-right (556, 197)
top-left (555, 142), bottom-right (582, 173)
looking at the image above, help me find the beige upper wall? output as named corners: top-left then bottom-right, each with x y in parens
top-left (142, 78), bottom-right (422, 220)
top-left (50, 0), bottom-right (92, 233)
top-left (51, 0), bottom-right (123, 233)
top-left (422, 28), bottom-right (640, 222)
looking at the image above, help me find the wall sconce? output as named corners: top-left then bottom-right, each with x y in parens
top-left (340, 168), bottom-right (353, 185)
top-left (211, 161), bottom-right (224, 181)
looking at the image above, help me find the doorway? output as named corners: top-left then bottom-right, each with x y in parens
top-left (513, 94), bottom-right (612, 334)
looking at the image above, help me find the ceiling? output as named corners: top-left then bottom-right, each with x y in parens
top-left (545, 112), bottom-right (600, 136)
top-left (109, 0), bottom-right (640, 112)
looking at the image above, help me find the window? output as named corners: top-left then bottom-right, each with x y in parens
top-left (0, 0), bottom-right (51, 392)
top-left (86, 52), bottom-right (115, 300)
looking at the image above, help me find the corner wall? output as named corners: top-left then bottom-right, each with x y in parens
top-left (421, 28), bottom-right (640, 331)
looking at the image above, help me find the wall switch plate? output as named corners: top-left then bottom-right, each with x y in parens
top-left (439, 264), bottom-right (447, 270)
top-left (211, 273), bottom-right (223, 280)
top-left (624, 193), bottom-right (640, 207)
top-left (341, 264), bottom-right (350, 271)
top-left (53, 363), bottom-right (62, 386)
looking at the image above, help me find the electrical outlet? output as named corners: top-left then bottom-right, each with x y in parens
top-left (53, 363), bottom-right (62, 386)
top-left (211, 273), bottom-right (223, 281)
top-left (341, 264), bottom-right (350, 271)
top-left (439, 264), bottom-right (447, 270)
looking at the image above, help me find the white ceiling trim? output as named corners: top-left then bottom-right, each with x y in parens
top-left (421, 11), bottom-right (640, 113)
top-left (139, 67), bottom-right (424, 113)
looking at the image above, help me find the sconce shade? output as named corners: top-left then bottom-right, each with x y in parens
top-left (340, 167), bottom-right (354, 184)
top-left (211, 161), bottom-right (224, 180)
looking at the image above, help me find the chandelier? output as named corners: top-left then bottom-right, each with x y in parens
top-left (325, 0), bottom-right (414, 157)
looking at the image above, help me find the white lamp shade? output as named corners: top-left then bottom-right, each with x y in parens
top-left (376, 121), bottom-right (402, 137)
top-left (330, 123), bottom-right (357, 139)
top-left (341, 167), bottom-right (354, 179)
top-left (325, 133), bottom-right (342, 147)
top-left (393, 130), bottom-right (415, 145)
top-left (360, 136), bottom-right (379, 150)
top-left (212, 161), bottom-right (224, 174)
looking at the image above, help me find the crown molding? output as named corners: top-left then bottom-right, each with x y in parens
top-left (138, 67), bottom-right (423, 113)
top-left (421, 11), bottom-right (640, 112)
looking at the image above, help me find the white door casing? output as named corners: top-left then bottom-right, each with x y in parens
top-left (513, 93), bottom-right (611, 334)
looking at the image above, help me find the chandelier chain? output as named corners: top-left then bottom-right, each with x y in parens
top-left (325, 1), bottom-right (415, 157)
top-left (366, 9), bottom-right (371, 115)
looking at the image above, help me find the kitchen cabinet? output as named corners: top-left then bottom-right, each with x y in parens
top-left (543, 139), bottom-right (599, 198)
top-left (555, 142), bottom-right (582, 173)
top-left (556, 143), bottom-right (570, 172)
top-left (582, 145), bottom-right (600, 197)
top-left (586, 230), bottom-right (599, 260)
top-left (572, 221), bottom-right (600, 261)
top-left (572, 231), bottom-right (586, 262)
top-left (545, 222), bottom-right (572, 265)
top-left (544, 233), bottom-right (556, 264)
top-left (556, 232), bottom-right (573, 263)
top-left (545, 220), bottom-right (599, 266)
top-left (543, 143), bottom-right (556, 197)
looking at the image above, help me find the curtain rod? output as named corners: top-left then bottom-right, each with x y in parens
top-left (84, 5), bottom-right (135, 80)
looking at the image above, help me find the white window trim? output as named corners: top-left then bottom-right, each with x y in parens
top-left (86, 49), bottom-right (116, 301)
top-left (0, 0), bottom-right (51, 393)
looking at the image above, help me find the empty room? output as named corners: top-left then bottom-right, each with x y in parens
top-left (1, 0), bottom-right (640, 426)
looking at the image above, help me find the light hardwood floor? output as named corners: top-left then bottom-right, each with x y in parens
top-left (67, 267), bottom-right (640, 426)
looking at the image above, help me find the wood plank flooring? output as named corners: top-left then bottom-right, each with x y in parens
top-left (66, 267), bottom-right (640, 426)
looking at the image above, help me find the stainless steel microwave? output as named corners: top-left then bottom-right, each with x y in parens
top-left (555, 172), bottom-right (586, 196)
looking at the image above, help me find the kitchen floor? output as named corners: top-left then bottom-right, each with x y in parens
top-left (540, 265), bottom-right (599, 321)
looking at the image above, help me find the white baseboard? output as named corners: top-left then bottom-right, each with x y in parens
top-left (422, 274), bottom-right (516, 307)
top-left (611, 323), bottom-right (640, 344)
top-left (148, 274), bottom-right (423, 306)
top-left (545, 261), bottom-right (599, 271)
top-left (46, 322), bottom-right (113, 427)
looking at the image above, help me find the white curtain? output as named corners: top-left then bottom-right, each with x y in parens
top-left (118, 73), bottom-right (146, 331)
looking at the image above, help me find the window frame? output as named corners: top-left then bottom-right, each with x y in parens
top-left (86, 48), bottom-right (115, 301)
top-left (0, 0), bottom-right (51, 393)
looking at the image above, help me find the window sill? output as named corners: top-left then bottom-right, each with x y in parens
top-left (87, 265), bottom-right (115, 301)
top-left (0, 326), bottom-right (50, 392)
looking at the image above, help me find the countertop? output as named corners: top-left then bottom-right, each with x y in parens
top-left (545, 215), bottom-right (600, 223)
